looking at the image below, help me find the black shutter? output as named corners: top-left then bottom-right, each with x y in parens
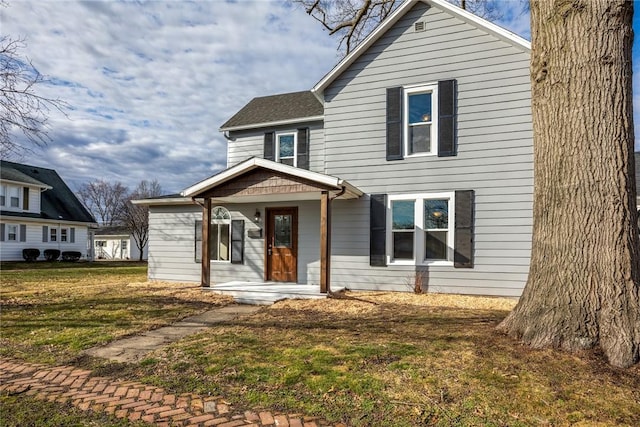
top-left (454, 190), bottom-right (474, 268)
top-left (370, 194), bottom-right (387, 266)
top-left (42, 226), bottom-right (48, 243)
top-left (194, 220), bottom-right (202, 263)
top-left (231, 220), bottom-right (244, 264)
top-left (386, 87), bottom-right (403, 160)
top-left (297, 128), bottom-right (309, 170)
top-left (70, 227), bottom-right (75, 243)
top-left (264, 132), bottom-right (275, 161)
top-left (0, 224), bottom-right (5, 242)
top-left (20, 224), bottom-right (26, 242)
top-left (438, 79), bottom-right (457, 157)
top-left (23, 188), bottom-right (29, 210)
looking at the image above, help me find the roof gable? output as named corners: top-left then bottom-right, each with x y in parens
top-left (312, 0), bottom-right (531, 97)
top-left (220, 91), bottom-right (323, 131)
top-left (0, 160), bottom-right (95, 223)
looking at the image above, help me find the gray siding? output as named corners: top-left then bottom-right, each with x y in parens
top-left (323, 2), bottom-right (533, 296)
top-left (0, 220), bottom-right (89, 261)
top-left (226, 121), bottom-right (325, 173)
top-left (148, 201), bottom-right (321, 285)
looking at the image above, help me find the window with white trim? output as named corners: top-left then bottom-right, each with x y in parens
top-left (195, 206), bottom-right (231, 263)
top-left (0, 185), bottom-right (6, 206)
top-left (9, 186), bottom-right (20, 208)
top-left (50, 228), bottom-right (57, 242)
top-left (388, 193), bottom-right (454, 265)
top-left (404, 84), bottom-right (438, 156)
top-left (276, 132), bottom-right (297, 167)
top-left (60, 228), bottom-right (68, 242)
top-left (7, 224), bottom-right (17, 241)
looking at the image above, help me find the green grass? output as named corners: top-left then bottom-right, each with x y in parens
top-left (0, 261), bottom-right (230, 365)
top-left (1, 264), bottom-right (639, 426)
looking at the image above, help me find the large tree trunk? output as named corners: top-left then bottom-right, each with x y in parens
top-left (498, 0), bottom-right (640, 368)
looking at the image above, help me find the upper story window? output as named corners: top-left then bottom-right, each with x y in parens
top-left (404, 84), bottom-right (438, 156)
top-left (276, 132), bottom-right (297, 167)
top-left (388, 192), bottom-right (454, 266)
top-left (263, 129), bottom-right (309, 170)
top-left (9, 186), bottom-right (20, 208)
top-left (0, 185), bottom-right (6, 206)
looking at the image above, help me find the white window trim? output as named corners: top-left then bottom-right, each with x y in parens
top-left (7, 224), bottom-right (18, 241)
top-left (60, 227), bottom-right (68, 242)
top-left (6, 185), bottom-right (21, 210)
top-left (387, 192), bottom-right (455, 266)
top-left (403, 83), bottom-right (438, 158)
top-left (210, 206), bottom-right (231, 264)
top-left (275, 131), bottom-right (297, 167)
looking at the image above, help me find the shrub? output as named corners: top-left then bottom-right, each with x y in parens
top-left (61, 251), bottom-right (82, 262)
top-left (22, 248), bottom-right (41, 262)
top-left (44, 249), bottom-right (61, 261)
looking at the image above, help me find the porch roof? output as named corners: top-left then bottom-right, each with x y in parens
top-left (182, 157), bottom-right (363, 202)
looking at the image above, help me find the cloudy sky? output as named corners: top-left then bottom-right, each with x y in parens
top-left (2, 0), bottom-right (639, 194)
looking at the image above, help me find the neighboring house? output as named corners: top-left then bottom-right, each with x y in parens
top-left (0, 160), bottom-right (96, 261)
top-left (139, 0), bottom-right (533, 296)
top-left (93, 226), bottom-right (147, 261)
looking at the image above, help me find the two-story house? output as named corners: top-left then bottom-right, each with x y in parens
top-left (138, 0), bottom-right (535, 297)
top-left (0, 160), bottom-right (96, 261)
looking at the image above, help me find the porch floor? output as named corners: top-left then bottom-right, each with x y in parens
top-left (205, 281), bottom-right (344, 305)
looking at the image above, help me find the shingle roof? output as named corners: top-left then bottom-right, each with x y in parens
top-left (0, 160), bottom-right (95, 223)
top-left (220, 91), bottom-right (323, 131)
top-left (1, 165), bottom-right (48, 187)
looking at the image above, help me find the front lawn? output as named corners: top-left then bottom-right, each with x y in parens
top-left (1, 263), bottom-right (639, 426)
top-left (0, 261), bottom-right (231, 364)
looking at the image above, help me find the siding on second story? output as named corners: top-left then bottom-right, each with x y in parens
top-left (320, 1), bottom-right (532, 192)
top-left (221, 91), bottom-right (326, 174)
top-left (226, 121), bottom-right (325, 173)
top-left (0, 177), bottom-right (47, 215)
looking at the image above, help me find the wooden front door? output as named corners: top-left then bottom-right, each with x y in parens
top-left (266, 207), bottom-right (298, 282)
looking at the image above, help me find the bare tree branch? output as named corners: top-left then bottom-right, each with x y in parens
top-left (76, 180), bottom-right (129, 227)
top-left (0, 35), bottom-right (69, 159)
top-left (290, 0), bottom-right (505, 55)
top-left (121, 180), bottom-right (163, 261)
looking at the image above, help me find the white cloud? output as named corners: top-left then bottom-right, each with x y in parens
top-left (2, 0), bottom-right (336, 192)
top-left (2, 0), bottom-right (638, 195)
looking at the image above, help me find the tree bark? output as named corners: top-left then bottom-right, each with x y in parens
top-left (498, 0), bottom-right (640, 368)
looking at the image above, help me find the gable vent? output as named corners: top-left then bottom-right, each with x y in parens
top-left (414, 21), bottom-right (425, 32)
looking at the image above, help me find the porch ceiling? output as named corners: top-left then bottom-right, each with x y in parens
top-left (182, 157), bottom-right (363, 201)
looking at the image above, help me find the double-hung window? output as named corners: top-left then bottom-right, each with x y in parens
top-left (7, 225), bottom-right (17, 241)
top-left (404, 84), bottom-right (438, 156)
top-left (9, 186), bottom-right (20, 208)
top-left (50, 228), bottom-right (57, 242)
top-left (60, 228), bottom-right (68, 242)
top-left (0, 185), bottom-right (6, 206)
top-left (276, 132), bottom-right (297, 167)
top-left (388, 193), bottom-right (454, 265)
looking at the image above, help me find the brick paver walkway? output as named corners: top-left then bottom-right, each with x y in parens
top-left (0, 359), bottom-right (344, 427)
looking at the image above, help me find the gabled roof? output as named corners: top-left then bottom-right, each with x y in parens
top-left (94, 226), bottom-right (130, 237)
top-left (182, 157), bottom-right (362, 200)
top-left (219, 91), bottom-right (323, 132)
top-left (0, 160), bottom-right (96, 224)
top-left (312, 0), bottom-right (531, 98)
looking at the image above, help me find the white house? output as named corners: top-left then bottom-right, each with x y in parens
top-left (0, 160), bottom-right (96, 261)
top-left (136, 0), bottom-right (639, 297)
top-left (93, 226), bottom-right (148, 261)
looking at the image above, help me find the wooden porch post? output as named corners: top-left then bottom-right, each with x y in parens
top-left (320, 191), bottom-right (331, 293)
top-left (201, 198), bottom-right (211, 288)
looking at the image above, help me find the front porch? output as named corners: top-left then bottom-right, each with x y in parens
top-left (207, 281), bottom-right (345, 305)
